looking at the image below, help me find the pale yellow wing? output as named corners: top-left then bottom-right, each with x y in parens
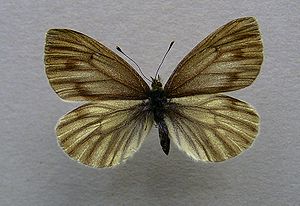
top-left (165, 95), bottom-right (259, 162)
top-left (56, 100), bottom-right (153, 168)
top-left (164, 17), bottom-right (263, 98)
top-left (45, 29), bottom-right (149, 101)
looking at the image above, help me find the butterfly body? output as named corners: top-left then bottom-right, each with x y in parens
top-left (149, 78), bottom-right (170, 155)
top-left (45, 17), bottom-right (263, 168)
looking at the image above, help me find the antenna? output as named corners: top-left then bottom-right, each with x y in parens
top-left (154, 41), bottom-right (175, 79)
top-left (116, 46), bottom-right (151, 82)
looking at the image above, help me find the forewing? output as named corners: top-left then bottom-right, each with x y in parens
top-left (56, 100), bottom-right (153, 168)
top-left (165, 95), bottom-right (259, 162)
top-left (165, 17), bottom-right (263, 98)
top-left (45, 29), bottom-right (150, 101)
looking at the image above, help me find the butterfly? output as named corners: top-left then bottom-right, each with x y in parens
top-left (44, 17), bottom-right (263, 168)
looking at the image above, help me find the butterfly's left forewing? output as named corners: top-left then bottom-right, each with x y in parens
top-left (164, 17), bottom-right (263, 98)
top-left (165, 95), bottom-right (259, 162)
top-left (56, 100), bottom-right (153, 168)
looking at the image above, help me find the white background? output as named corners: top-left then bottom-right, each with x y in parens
top-left (1, 1), bottom-right (299, 205)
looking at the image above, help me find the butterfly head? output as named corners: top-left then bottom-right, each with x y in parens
top-left (151, 76), bottom-right (163, 91)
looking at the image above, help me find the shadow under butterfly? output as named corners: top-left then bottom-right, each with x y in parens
top-left (44, 17), bottom-right (263, 168)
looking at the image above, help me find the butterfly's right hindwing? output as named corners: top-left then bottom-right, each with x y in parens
top-left (56, 100), bottom-right (153, 168)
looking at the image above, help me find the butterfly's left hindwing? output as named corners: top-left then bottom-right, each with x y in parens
top-left (56, 100), bottom-right (153, 168)
top-left (164, 95), bottom-right (259, 162)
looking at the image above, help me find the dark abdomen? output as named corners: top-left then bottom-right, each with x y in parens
top-left (149, 89), bottom-right (170, 155)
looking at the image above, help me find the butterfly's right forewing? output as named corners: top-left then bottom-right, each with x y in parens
top-left (45, 29), bottom-right (150, 101)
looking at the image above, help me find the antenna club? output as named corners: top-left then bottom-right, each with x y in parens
top-left (116, 46), bottom-right (122, 52)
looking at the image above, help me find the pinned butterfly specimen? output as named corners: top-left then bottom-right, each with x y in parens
top-left (44, 17), bottom-right (263, 168)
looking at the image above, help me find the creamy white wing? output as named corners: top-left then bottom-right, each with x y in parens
top-left (165, 94), bottom-right (259, 162)
top-left (56, 100), bottom-right (153, 168)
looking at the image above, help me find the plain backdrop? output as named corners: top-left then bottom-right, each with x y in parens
top-left (1, 1), bottom-right (299, 205)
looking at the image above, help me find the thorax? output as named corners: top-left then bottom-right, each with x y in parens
top-left (149, 79), bottom-right (167, 121)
